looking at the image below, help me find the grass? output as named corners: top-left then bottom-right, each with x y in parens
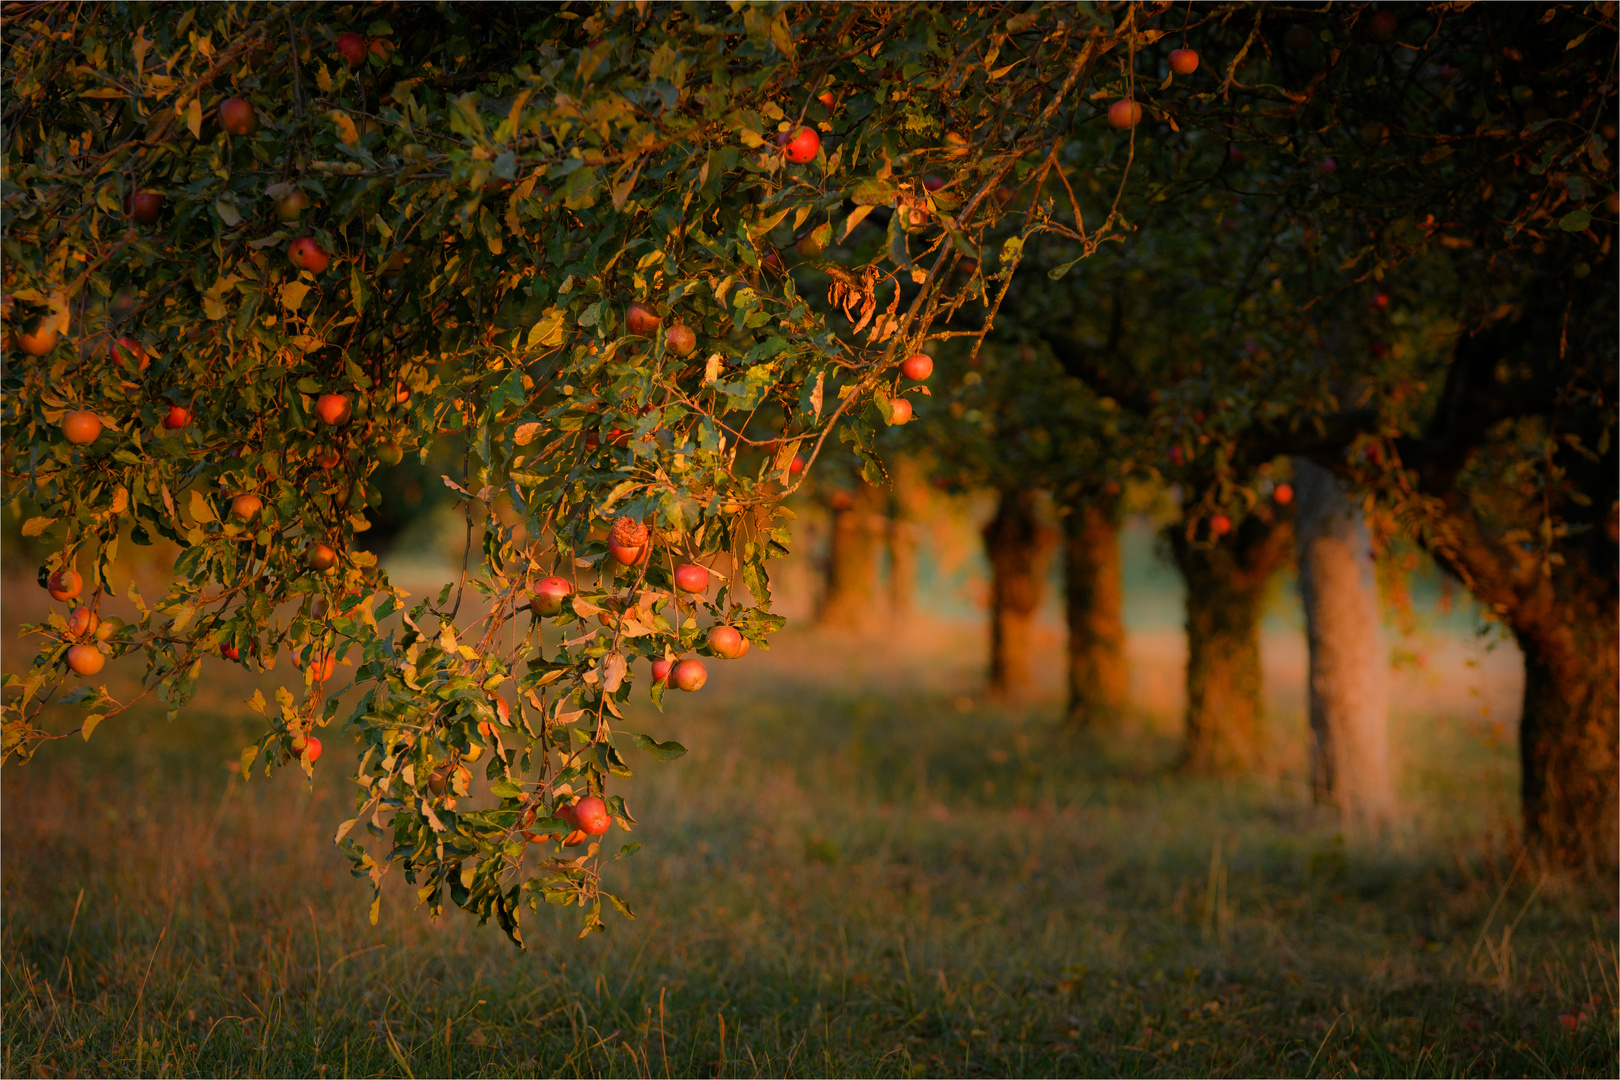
top-left (3, 584), bottom-right (1616, 1078)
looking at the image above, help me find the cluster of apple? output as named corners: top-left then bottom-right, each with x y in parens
top-left (1106, 48), bottom-right (1201, 131)
top-left (44, 569), bottom-right (118, 677)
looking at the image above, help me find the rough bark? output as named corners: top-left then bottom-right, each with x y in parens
top-left (1063, 496), bottom-right (1127, 727)
top-left (817, 480), bottom-right (886, 630)
top-left (1294, 459), bottom-right (1395, 833)
top-left (1169, 514), bottom-right (1293, 775)
top-left (982, 489), bottom-right (1057, 698)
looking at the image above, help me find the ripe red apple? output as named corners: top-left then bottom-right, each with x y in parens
top-left (650, 657), bottom-right (674, 685)
top-left (1273, 483), bottom-right (1295, 506)
top-left (1368, 10), bottom-right (1398, 41)
top-left (109, 336), bottom-right (149, 371)
top-left (666, 324), bottom-right (697, 356)
top-left (307, 543), bottom-right (338, 571)
top-left (829, 490), bottom-right (854, 512)
top-left (126, 190), bottom-right (164, 224)
top-left (707, 625), bottom-right (749, 659)
top-left (1169, 48), bottom-right (1200, 75)
top-left (1318, 157), bottom-right (1338, 175)
top-left (674, 563), bottom-right (709, 593)
top-left (817, 90), bottom-right (836, 108)
top-left (291, 733), bottom-right (323, 762)
top-left (162, 405), bottom-right (191, 430)
top-left (955, 256), bottom-right (979, 276)
top-left (608, 517), bottom-right (649, 566)
top-left (230, 493), bottom-right (262, 521)
top-left (778, 125), bottom-right (821, 164)
top-left (1371, 291), bottom-right (1390, 309)
top-left (1108, 99), bottom-right (1143, 129)
top-left (302, 652), bottom-right (336, 683)
top-left (219, 98), bottom-right (257, 135)
top-left (288, 237), bottom-right (330, 274)
top-left (573, 795), bottom-right (611, 836)
top-left (274, 188), bottom-right (311, 222)
top-left (888, 397), bottom-right (913, 425)
top-left (66, 643), bottom-right (105, 676)
top-left (1211, 514), bottom-right (1233, 537)
top-left (46, 569), bottom-right (82, 602)
top-left (336, 32), bottom-right (368, 67)
top-left (62, 411), bottom-right (101, 445)
top-left (369, 38), bottom-right (390, 61)
top-left (66, 607), bottom-right (98, 638)
top-left (901, 353), bottom-right (933, 380)
top-left (626, 302), bottom-right (661, 335)
top-left (788, 455), bottom-right (805, 475)
top-left (221, 642), bottom-right (241, 660)
top-left (923, 175), bottom-right (946, 192)
top-left (672, 658), bottom-right (708, 692)
top-left (313, 447), bottom-right (342, 470)
top-left (315, 393), bottom-right (352, 425)
top-left (16, 323), bottom-right (59, 355)
top-left (531, 576), bottom-right (573, 616)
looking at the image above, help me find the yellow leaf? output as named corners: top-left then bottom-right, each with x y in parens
top-left (185, 97), bottom-right (202, 139)
top-left (330, 109), bottom-right (358, 146)
top-left (316, 64), bottom-right (333, 93)
top-left (280, 281), bottom-right (310, 311)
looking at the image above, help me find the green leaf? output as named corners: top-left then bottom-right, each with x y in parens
top-left (628, 732), bottom-right (687, 760)
top-left (1559, 209), bottom-right (1593, 232)
top-left (81, 714), bottom-right (104, 741)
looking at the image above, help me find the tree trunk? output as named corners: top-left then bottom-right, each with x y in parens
top-left (983, 489), bottom-right (1056, 698)
top-left (1063, 495), bottom-right (1127, 727)
top-left (817, 480), bottom-right (886, 630)
top-left (1169, 513), bottom-right (1292, 775)
top-left (887, 457), bottom-right (925, 623)
top-left (1294, 460), bottom-right (1395, 833)
top-left (1516, 593), bottom-right (1618, 872)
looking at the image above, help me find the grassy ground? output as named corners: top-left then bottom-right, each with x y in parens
top-left (3, 578), bottom-right (1616, 1078)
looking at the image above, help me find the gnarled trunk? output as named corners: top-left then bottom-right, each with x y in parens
top-left (1516, 592), bottom-right (1618, 871)
top-left (1169, 514), bottom-right (1292, 775)
top-left (1063, 496), bottom-right (1127, 727)
top-left (818, 481), bottom-right (886, 630)
top-left (1294, 459), bottom-right (1395, 834)
top-left (983, 489), bottom-right (1056, 698)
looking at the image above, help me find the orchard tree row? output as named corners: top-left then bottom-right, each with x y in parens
top-left (3, 0), bottom-right (1614, 952)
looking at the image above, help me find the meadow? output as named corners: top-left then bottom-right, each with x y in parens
top-left (2, 533), bottom-right (1616, 1078)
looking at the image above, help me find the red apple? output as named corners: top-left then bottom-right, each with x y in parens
top-left (888, 397), bottom-right (913, 425)
top-left (674, 563), bottom-right (709, 593)
top-left (16, 323), bottom-right (59, 355)
top-left (369, 38), bottom-right (391, 61)
top-left (222, 643), bottom-right (241, 660)
top-left (1108, 99), bottom-right (1143, 129)
top-left (817, 90), bottom-right (836, 109)
top-left (315, 393), bottom-right (352, 425)
top-left (218, 98), bottom-right (257, 136)
top-left (829, 490), bottom-right (854, 512)
top-left (66, 607), bottom-right (98, 638)
top-left (573, 795), bottom-right (611, 836)
top-left (394, 381), bottom-right (411, 405)
top-left (307, 543), bottom-right (338, 571)
top-left (126, 190), bottom-right (164, 224)
top-left (162, 405), bottom-right (191, 430)
top-left (109, 336), bottom-right (149, 371)
top-left (336, 32), bottom-right (368, 67)
top-left (288, 237), bottom-right (330, 274)
top-left (274, 188), bottom-right (311, 222)
top-left (46, 569), bottom-right (82, 602)
top-left (778, 125), bottom-right (821, 164)
top-left (1273, 483), bottom-right (1294, 506)
top-left (943, 131), bottom-right (970, 157)
top-left (230, 493), bottom-right (262, 521)
top-left (626, 302), bottom-right (661, 335)
top-left (66, 643), bottom-right (105, 676)
top-left (955, 257), bottom-right (979, 276)
top-left (665, 324), bottom-right (697, 356)
top-left (1211, 514), bottom-right (1233, 537)
top-left (1168, 445), bottom-right (1185, 466)
top-left (707, 625), bottom-right (749, 659)
top-left (1169, 48), bottom-right (1200, 75)
top-left (672, 658), bottom-right (708, 692)
top-left (302, 652), bottom-right (336, 683)
top-left (313, 447), bottom-right (342, 470)
top-left (901, 353), bottom-right (933, 380)
top-left (291, 733), bottom-right (323, 762)
top-left (923, 175), bottom-right (946, 192)
top-left (609, 517), bottom-right (649, 566)
top-left (1368, 10), bottom-right (1398, 41)
top-left (1371, 291), bottom-right (1390, 309)
top-left (788, 455), bottom-right (805, 475)
top-left (62, 411), bottom-right (101, 445)
top-left (651, 657), bottom-right (674, 685)
top-left (531, 576), bottom-right (573, 616)
top-left (1318, 157), bottom-right (1338, 175)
